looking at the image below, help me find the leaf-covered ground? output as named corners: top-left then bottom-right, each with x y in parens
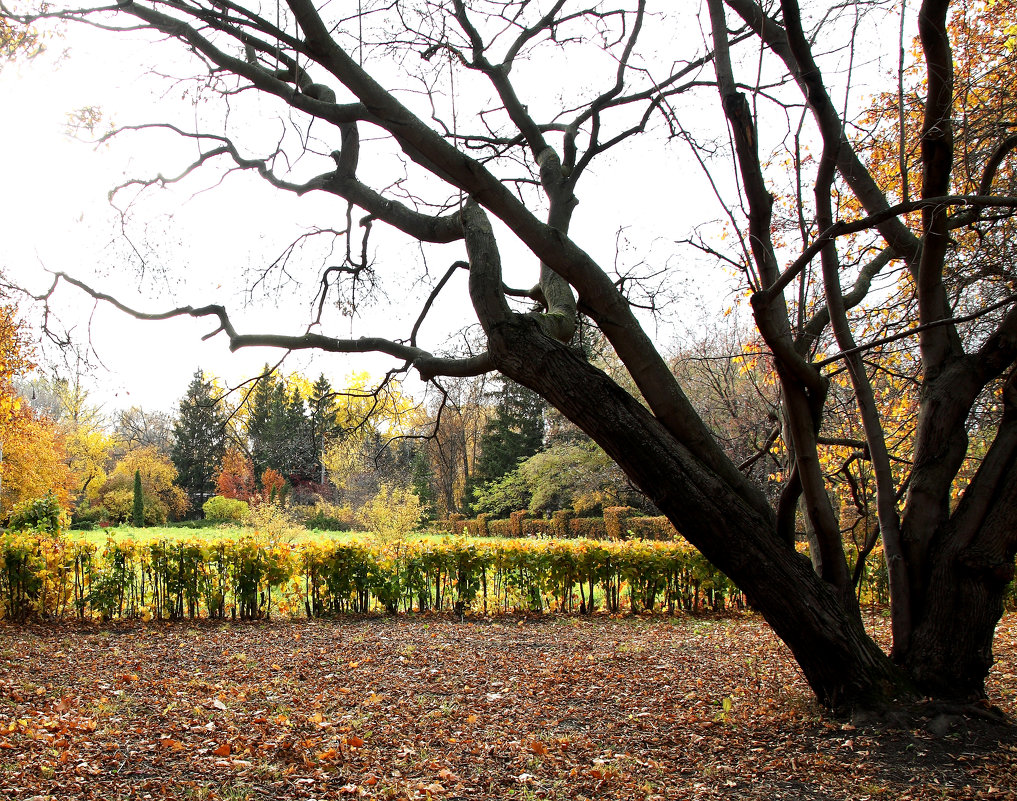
top-left (1, 612), bottom-right (1015, 800)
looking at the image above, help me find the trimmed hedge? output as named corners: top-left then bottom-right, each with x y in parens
top-left (0, 532), bottom-right (739, 622)
top-left (446, 508), bottom-right (676, 542)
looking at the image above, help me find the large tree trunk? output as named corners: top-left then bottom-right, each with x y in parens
top-left (902, 381), bottom-right (1017, 699)
top-left (904, 519), bottom-right (1016, 700)
top-left (487, 313), bottom-right (909, 709)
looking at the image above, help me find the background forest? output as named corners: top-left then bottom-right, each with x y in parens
top-left (0, 313), bottom-right (664, 532)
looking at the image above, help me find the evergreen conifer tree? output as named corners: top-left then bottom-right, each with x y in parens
top-left (308, 374), bottom-right (338, 484)
top-left (171, 370), bottom-right (228, 510)
top-left (475, 378), bottom-right (546, 482)
top-left (466, 378), bottom-right (546, 513)
top-left (246, 366), bottom-right (276, 480)
top-left (132, 468), bottom-right (144, 527)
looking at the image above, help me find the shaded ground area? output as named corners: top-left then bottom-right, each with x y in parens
top-left (0, 612), bottom-right (1015, 799)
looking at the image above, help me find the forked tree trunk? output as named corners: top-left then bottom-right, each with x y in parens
top-left (487, 313), bottom-right (909, 709)
top-left (901, 447), bottom-right (1017, 700)
top-left (904, 529), bottom-right (1015, 700)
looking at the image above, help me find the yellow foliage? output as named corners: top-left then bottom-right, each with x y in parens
top-left (357, 483), bottom-right (423, 544)
top-left (98, 446), bottom-right (189, 522)
top-left (1, 410), bottom-right (73, 514)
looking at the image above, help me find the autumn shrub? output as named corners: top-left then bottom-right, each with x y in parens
top-left (0, 531), bottom-right (76, 621)
top-left (314, 539), bottom-right (376, 614)
top-left (627, 516), bottom-right (677, 541)
top-left (226, 536), bottom-right (297, 619)
top-left (246, 501), bottom-right (301, 542)
top-left (202, 495), bottom-right (250, 524)
top-left (85, 538), bottom-right (140, 620)
top-left (0, 533), bottom-right (47, 621)
top-left (551, 510), bottom-right (573, 539)
top-left (521, 518), bottom-right (553, 538)
top-left (301, 500), bottom-right (355, 532)
top-left (487, 518), bottom-right (512, 538)
top-left (358, 484), bottom-right (423, 544)
top-left (464, 513), bottom-right (490, 538)
top-left (447, 514), bottom-right (467, 537)
top-left (509, 510), bottom-right (528, 537)
top-left (7, 491), bottom-right (67, 535)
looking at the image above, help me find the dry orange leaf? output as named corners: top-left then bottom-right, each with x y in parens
top-left (346, 735), bottom-right (365, 748)
top-left (212, 743), bottom-right (231, 757)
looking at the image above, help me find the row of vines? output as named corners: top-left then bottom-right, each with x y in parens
top-left (0, 533), bottom-right (752, 622)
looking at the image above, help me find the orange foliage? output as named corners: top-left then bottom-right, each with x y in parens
top-left (216, 447), bottom-right (257, 501)
top-left (260, 468), bottom-right (285, 501)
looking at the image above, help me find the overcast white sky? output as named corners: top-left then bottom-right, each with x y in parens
top-left (2, 26), bottom-right (444, 412)
top-left (0, 10), bottom-right (760, 418)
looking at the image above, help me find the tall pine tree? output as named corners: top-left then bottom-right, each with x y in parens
top-left (308, 374), bottom-right (339, 484)
top-left (171, 370), bottom-right (228, 510)
top-left (475, 378), bottom-right (546, 481)
top-left (284, 385), bottom-right (316, 482)
top-left (246, 367), bottom-right (317, 485)
top-left (247, 366), bottom-right (276, 481)
top-left (466, 378), bottom-right (546, 512)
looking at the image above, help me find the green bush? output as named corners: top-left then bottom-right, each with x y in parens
top-left (8, 492), bottom-right (67, 535)
top-left (70, 504), bottom-right (104, 531)
top-left (202, 496), bottom-right (250, 523)
top-left (303, 511), bottom-right (351, 531)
